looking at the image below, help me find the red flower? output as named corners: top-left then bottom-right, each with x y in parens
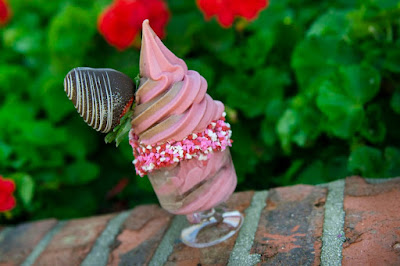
top-left (197, 0), bottom-right (269, 27)
top-left (0, 176), bottom-right (16, 212)
top-left (0, 0), bottom-right (11, 27)
top-left (98, 0), bottom-right (169, 50)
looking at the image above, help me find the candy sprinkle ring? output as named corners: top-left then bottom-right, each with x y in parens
top-left (129, 113), bottom-right (233, 177)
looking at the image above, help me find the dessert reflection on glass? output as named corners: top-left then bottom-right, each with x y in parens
top-left (129, 20), bottom-right (243, 247)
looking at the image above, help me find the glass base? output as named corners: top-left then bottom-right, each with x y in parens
top-left (181, 209), bottom-right (244, 248)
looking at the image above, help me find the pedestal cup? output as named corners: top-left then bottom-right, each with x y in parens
top-left (147, 148), bottom-right (243, 248)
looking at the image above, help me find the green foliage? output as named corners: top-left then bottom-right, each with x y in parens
top-left (1, 0), bottom-right (400, 223)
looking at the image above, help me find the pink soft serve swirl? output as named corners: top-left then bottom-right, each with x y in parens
top-left (131, 20), bottom-right (224, 145)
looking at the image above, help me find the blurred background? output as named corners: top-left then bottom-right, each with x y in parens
top-left (1, 0), bottom-right (400, 224)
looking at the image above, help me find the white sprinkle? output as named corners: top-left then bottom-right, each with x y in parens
top-left (192, 133), bottom-right (198, 139)
top-left (173, 158), bottom-right (179, 163)
top-left (146, 145), bottom-right (152, 149)
top-left (160, 157), bottom-right (166, 162)
top-left (198, 154), bottom-right (208, 161)
top-left (186, 154), bottom-right (192, 159)
top-left (222, 111), bottom-right (227, 117)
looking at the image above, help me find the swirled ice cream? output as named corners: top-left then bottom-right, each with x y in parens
top-left (131, 22), bottom-right (224, 145)
top-left (129, 20), bottom-right (237, 215)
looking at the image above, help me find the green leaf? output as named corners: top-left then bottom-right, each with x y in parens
top-left (338, 64), bottom-right (380, 105)
top-left (105, 108), bottom-right (135, 147)
top-left (242, 30), bottom-right (275, 69)
top-left (134, 74), bottom-right (141, 89)
top-left (276, 109), bottom-right (297, 153)
top-left (348, 146), bottom-right (384, 177)
top-left (316, 80), bottom-right (364, 138)
top-left (276, 97), bottom-right (321, 153)
top-left (11, 173), bottom-right (35, 207)
top-left (292, 37), bottom-right (359, 91)
top-left (21, 121), bottom-right (67, 146)
top-left (307, 9), bottom-right (351, 41)
top-left (315, 64), bottom-right (380, 139)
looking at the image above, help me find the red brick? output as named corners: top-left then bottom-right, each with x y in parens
top-left (343, 176), bottom-right (400, 265)
top-left (108, 205), bottom-right (173, 266)
top-left (166, 191), bottom-right (254, 266)
top-left (0, 219), bottom-right (57, 266)
top-left (251, 185), bottom-right (327, 265)
top-left (34, 214), bottom-right (115, 266)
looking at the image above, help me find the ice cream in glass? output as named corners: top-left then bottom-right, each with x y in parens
top-left (129, 20), bottom-right (243, 247)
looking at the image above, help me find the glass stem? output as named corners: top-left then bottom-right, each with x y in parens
top-left (186, 208), bottom-right (216, 224)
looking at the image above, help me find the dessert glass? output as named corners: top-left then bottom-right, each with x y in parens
top-left (147, 148), bottom-right (243, 248)
top-left (131, 19), bottom-right (243, 248)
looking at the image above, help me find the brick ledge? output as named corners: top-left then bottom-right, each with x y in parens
top-left (1, 176), bottom-right (399, 265)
